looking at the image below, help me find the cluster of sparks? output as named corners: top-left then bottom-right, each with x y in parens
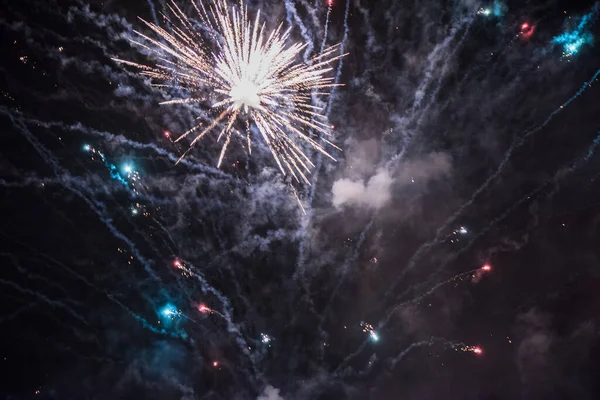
top-left (460, 345), bottom-right (483, 355)
top-left (160, 304), bottom-right (182, 319)
top-left (360, 322), bottom-right (379, 342)
top-left (448, 225), bottom-right (469, 243)
top-left (552, 4), bottom-right (598, 57)
top-left (114, 0), bottom-right (346, 183)
top-left (260, 333), bottom-right (272, 344)
top-left (82, 143), bottom-right (141, 189)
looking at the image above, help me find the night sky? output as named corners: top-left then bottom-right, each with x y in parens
top-left (1, 0), bottom-right (600, 398)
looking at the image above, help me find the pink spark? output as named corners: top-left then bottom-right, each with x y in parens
top-left (173, 260), bottom-right (181, 268)
top-left (482, 264), bottom-right (492, 272)
top-left (327, 0), bottom-right (333, 5)
top-left (473, 347), bottom-right (483, 354)
top-left (164, 131), bottom-right (171, 137)
top-left (520, 23), bottom-right (535, 39)
top-left (213, 361), bottom-right (219, 367)
top-left (198, 304), bottom-right (211, 313)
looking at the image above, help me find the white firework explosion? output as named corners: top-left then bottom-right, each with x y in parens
top-left (114, 0), bottom-right (345, 183)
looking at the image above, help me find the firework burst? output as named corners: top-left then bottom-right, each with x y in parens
top-left (113, 0), bottom-right (345, 183)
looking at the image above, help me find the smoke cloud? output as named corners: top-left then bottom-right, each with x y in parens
top-left (257, 385), bottom-right (284, 400)
top-left (331, 152), bottom-right (452, 209)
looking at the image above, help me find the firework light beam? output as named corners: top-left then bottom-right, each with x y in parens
top-left (113, 0), bottom-right (346, 184)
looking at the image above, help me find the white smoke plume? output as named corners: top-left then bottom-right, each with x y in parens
top-left (257, 385), bottom-right (284, 400)
top-left (331, 152), bottom-right (452, 209)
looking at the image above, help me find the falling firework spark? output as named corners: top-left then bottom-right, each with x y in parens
top-left (113, 0), bottom-right (346, 184)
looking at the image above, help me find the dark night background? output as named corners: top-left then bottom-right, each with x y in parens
top-left (1, 0), bottom-right (600, 398)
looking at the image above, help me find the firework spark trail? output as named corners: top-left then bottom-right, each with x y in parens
top-left (318, 218), bottom-right (374, 332)
top-left (389, 16), bottom-right (473, 166)
top-left (146, 0), bottom-right (159, 24)
top-left (116, 0), bottom-right (345, 184)
top-left (0, 278), bottom-right (90, 327)
top-left (403, 130), bottom-right (600, 305)
top-left (410, 18), bottom-right (473, 135)
top-left (389, 67), bottom-right (600, 290)
top-left (1, 253), bottom-right (81, 300)
top-left (326, 0), bottom-right (350, 113)
top-left (0, 303), bottom-right (37, 326)
top-left (335, 267), bottom-right (485, 371)
top-left (180, 259), bottom-right (259, 376)
top-left (14, 115), bottom-right (236, 180)
top-left (411, 19), bottom-right (472, 114)
top-left (354, 0), bottom-right (376, 50)
top-left (327, 15), bottom-right (474, 310)
top-left (283, 0), bottom-right (316, 62)
top-left (295, 0), bottom-right (351, 280)
top-left (319, 0), bottom-right (333, 55)
top-left (383, 269), bottom-right (480, 324)
top-left (297, 0), bottom-right (322, 31)
top-left (8, 236), bottom-right (194, 347)
top-left (107, 294), bottom-right (191, 341)
top-left (388, 338), bottom-right (440, 368)
top-left (2, 110), bottom-right (162, 283)
top-left (9, 238), bottom-right (110, 300)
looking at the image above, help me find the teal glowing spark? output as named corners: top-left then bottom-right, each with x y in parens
top-left (160, 304), bottom-right (179, 318)
top-left (477, 1), bottom-right (506, 18)
top-left (553, 3), bottom-right (599, 57)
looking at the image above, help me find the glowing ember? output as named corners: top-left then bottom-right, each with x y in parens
top-left (198, 304), bottom-right (211, 313)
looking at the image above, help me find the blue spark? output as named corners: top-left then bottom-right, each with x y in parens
top-left (369, 331), bottom-right (379, 342)
top-left (122, 164), bottom-right (133, 174)
top-left (261, 333), bottom-right (272, 344)
top-left (160, 304), bottom-right (178, 318)
top-left (83, 144), bottom-right (91, 151)
top-left (95, 151), bottom-right (129, 186)
top-left (478, 1), bottom-right (506, 18)
top-left (553, 3), bottom-right (599, 57)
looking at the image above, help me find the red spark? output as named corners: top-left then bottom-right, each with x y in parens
top-left (173, 260), bottom-right (181, 268)
top-left (164, 131), bottom-right (171, 137)
top-left (520, 23), bottom-right (535, 39)
top-left (198, 304), bottom-right (211, 313)
top-left (213, 361), bottom-right (219, 367)
top-left (482, 264), bottom-right (492, 272)
top-left (473, 346), bottom-right (483, 354)
top-left (327, 0), bottom-right (333, 5)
